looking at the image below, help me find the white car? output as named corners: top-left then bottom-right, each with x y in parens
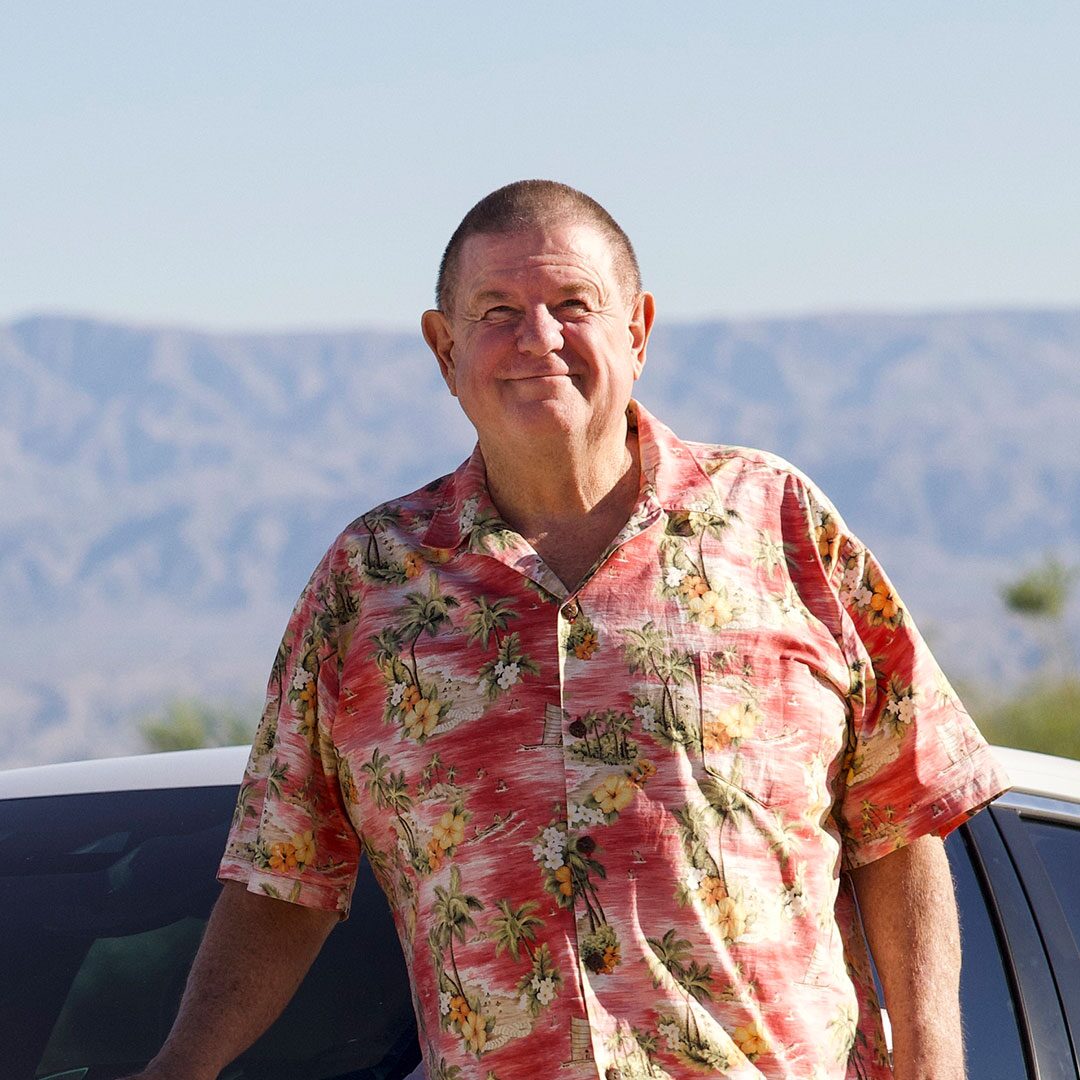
top-left (2, 746), bottom-right (1078, 1079)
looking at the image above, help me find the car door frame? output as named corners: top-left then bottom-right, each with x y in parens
top-left (990, 792), bottom-right (1080, 1077)
top-left (957, 790), bottom-right (1080, 1079)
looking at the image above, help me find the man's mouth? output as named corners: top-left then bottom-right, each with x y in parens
top-left (509, 368), bottom-right (573, 381)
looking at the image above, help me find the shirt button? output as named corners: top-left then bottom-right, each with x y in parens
top-left (563, 599), bottom-right (580, 622)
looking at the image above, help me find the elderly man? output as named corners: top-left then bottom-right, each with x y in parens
top-left (132, 181), bottom-right (1007, 1080)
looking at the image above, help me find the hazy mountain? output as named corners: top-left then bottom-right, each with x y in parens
top-left (3, 310), bottom-right (1078, 768)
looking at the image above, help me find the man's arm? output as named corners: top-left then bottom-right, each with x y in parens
top-left (124, 880), bottom-right (339, 1080)
top-left (850, 833), bottom-right (965, 1080)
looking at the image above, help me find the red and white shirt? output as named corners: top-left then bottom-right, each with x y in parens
top-left (221, 401), bottom-right (1008, 1079)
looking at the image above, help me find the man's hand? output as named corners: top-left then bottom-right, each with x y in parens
top-left (121, 880), bottom-right (339, 1080)
top-left (850, 833), bottom-right (965, 1080)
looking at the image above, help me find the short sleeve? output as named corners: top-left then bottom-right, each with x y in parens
top-left (218, 539), bottom-right (363, 915)
top-left (798, 481), bottom-right (1011, 869)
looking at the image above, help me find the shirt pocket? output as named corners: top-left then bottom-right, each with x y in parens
top-left (695, 637), bottom-right (835, 811)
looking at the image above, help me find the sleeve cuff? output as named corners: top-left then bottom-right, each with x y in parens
top-left (217, 860), bottom-right (353, 918)
top-left (843, 743), bottom-right (1012, 870)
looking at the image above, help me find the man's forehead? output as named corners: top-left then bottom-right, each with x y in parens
top-left (456, 224), bottom-right (617, 294)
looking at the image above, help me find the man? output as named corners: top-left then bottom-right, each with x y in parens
top-left (130, 181), bottom-right (1008, 1079)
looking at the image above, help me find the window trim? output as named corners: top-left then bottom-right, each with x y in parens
top-left (963, 810), bottom-right (1075, 1077)
top-left (992, 794), bottom-right (1080, 1077)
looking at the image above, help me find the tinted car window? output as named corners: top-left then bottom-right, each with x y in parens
top-left (0, 785), bottom-right (419, 1080)
top-left (946, 829), bottom-right (1030, 1080)
top-left (1021, 817), bottom-right (1080, 952)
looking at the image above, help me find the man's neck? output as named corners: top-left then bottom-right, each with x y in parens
top-left (479, 420), bottom-right (642, 592)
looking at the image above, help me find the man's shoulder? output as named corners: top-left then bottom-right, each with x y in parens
top-left (681, 438), bottom-right (795, 473)
top-left (679, 437), bottom-right (825, 498)
top-left (325, 467), bottom-right (461, 556)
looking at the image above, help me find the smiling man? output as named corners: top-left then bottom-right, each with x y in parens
top-left (130, 181), bottom-right (1008, 1080)
top-left (421, 211), bottom-right (652, 593)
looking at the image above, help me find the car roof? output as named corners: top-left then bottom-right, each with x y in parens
top-left (0, 745), bottom-right (250, 799)
top-left (993, 745), bottom-right (1080, 802)
top-left (2, 744), bottom-right (1079, 804)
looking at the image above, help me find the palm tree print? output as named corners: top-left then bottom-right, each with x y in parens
top-left (623, 623), bottom-right (696, 747)
top-left (489, 897), bottom-right (562, 1016)
top-left (464, 596), bottom-right (518, 650)
top-left (567, 709), bottom-right (640, 764)
top-left (232, 779), bottom-right (258, 827)
top-left (397, 572), bottom-right (461, 693)
top-left (429, 869), bottom-right (492, 1057)
top-left (657, 498), bottom-right (742, 629)
top-left (265, 640), bottom-right (288, 722)
top-left (265, 758), bottom-right (288, 802)
top-left (752, 527), bottom-right (789, 577)
top-left (354, 506), bottom-right (407, 584)
top-left (602, 1027), bottom-right (667, 1079)
top-left (464, 595), bottom-right (541, 698)
top-left (371, 572), bottom-right (462, 741)
top-left (430, 865), bottom-right (484, 1001)
top-left (311, 571), bottom-right (361, 646)
top-left (360, 747), bottom-right (421, 864)
top-left (491, 898), bottom-right (543, 962)
top-left (419, 751), bottom-right (445, 792)
top-left (672, 798), bottom-right (758, 944)
top-left (828, 1003), bottom-right (859, 1068)
top-left (370, 626), bottom-right (408, 684)
top-left (647, 929), bottom-right (731, 1069)
top-left (533, 821), bottom-right (620, 974)
top-left (359, 834), bottom-right (393, 893)
top-left (336, 754), bottom-right (359, 804)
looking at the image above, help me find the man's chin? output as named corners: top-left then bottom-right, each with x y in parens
top-left (506, 374), bottom-right (576, 398)
top-left (489, 395), bottom-right (585, 440)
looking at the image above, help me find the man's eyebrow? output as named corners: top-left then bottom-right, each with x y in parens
top-left (555, 281), bottom-right (599, 297)
top-left (466, 282), bottom-right (599, 308)
top-left (470, 289), bottom-right (513, 305)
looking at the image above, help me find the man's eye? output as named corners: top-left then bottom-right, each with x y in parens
top-left (558, 299), bottom-right (589, 313)
top-left (482, 306), bottom-right (516, 320)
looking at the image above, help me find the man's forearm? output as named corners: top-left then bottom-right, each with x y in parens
top-left (129, 880), bottom-right (339, 1080)
top-left (850, 833), bottom-right (965, 1080)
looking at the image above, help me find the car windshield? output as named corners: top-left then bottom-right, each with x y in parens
top-left (0, 784), bottom-right (419, 1080)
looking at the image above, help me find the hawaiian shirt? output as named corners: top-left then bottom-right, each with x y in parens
top-left (220, 401), bottom-right (1008, 1079)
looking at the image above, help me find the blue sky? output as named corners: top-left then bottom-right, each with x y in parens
top-left (2, 2), bottom-right (1077, 330)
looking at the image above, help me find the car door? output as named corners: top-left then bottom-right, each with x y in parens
top-left (0, 782), bottom-right (421, 1080)
top-left (947, 791), bottom-right (1080, 1079)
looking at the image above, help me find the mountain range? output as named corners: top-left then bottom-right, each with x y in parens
top-left (2, 309), bottom-right (1078, 768)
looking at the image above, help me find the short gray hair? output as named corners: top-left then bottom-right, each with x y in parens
top-left (436, 179), bottom-right (642, 313)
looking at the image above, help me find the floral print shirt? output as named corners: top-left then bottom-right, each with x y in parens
top-left (220, 401), bottom-right (1008, 1079)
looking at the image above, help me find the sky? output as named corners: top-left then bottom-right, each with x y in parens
top-left (2, 2), bottom-right (1078, 332)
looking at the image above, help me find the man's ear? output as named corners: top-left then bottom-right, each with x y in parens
top-left (421, 309), bottom-right (457, 395)
top-left (629, 292), bottom-right (656, 381)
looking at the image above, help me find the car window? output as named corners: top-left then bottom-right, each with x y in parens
top-left (0, 785), bottom-right (419, 1080)
top-left (946, 829), bottom-right (1031, 1080)
top-left (1020, 817), bottom-right (1080, 952)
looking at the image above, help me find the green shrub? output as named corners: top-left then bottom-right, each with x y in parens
top-left (140, 699), bottom-right (253, 753)
top-left (971, 677), bottom-right (1080, 761)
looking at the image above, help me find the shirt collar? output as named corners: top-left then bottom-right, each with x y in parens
top-left (420, 399), bottom-right (718, 557)
top-left (419, 442), bottom-right (512, 554)
top-left (629, 399), bottom-right (717, 515)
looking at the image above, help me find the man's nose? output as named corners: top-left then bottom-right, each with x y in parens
top-left (516, 305), bottom-right (564, 355)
